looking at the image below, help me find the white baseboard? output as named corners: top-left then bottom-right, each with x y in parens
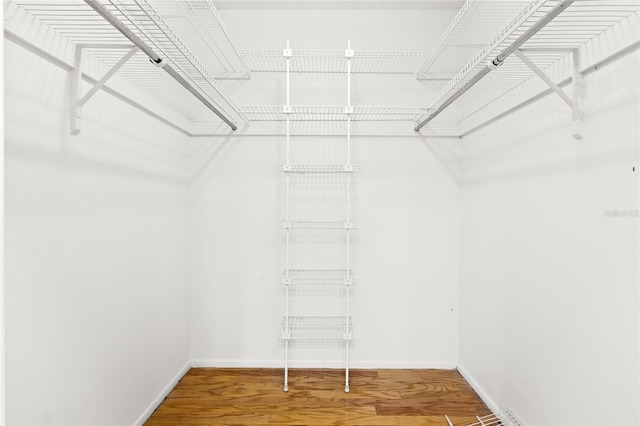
top-left (457, 364), bottom-right (500, 415)
top-left (190, 358), bottom-right (457, 370)
top-left (133, 360), bottom-right (191, 426)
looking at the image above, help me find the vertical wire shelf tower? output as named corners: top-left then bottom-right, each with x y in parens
top-left (281, 41), bottom-right (355, 393)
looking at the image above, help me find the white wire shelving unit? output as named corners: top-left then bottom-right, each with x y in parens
top-left (6, 0), bottom-right (246, 128)
top-left (414, 0), bottom-right (640, 131)
top-left (416, 0), bottom-right (536, 79)
top-left (6, 1), bottom-right (638, 136)
top-left (280, 41), bottom-right (355, 394)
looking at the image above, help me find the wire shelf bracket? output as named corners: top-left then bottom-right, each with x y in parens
top-left (514, 48), bottom-right (582, 139)
top-left (70, 44), bottom-right (138, 135)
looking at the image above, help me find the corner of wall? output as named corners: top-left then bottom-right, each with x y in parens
top-left (456, 364), bottom-right (500, 416)
top-left (133, 361), bottom-right (192, 426)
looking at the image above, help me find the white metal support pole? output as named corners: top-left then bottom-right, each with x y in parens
top-left (70, 45), bottom-right (83, 135)
top-left (344, 40), bottom-right (354, 394)
top-left (571, 48), bottom-right (583, 140)
top-left (283, 40), bottom-right (292, 393)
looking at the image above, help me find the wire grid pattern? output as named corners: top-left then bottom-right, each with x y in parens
top-left (149, 0), bottom-right (249, 77)
top-left (466, 410), bottom-right (524, 426)
top-left (448, 1), bottom-right (545, 48)
top-left (422, 0), bottom-right (640, 122)
top-left (243, 106), bottom-right (429, 122)
top-left (416, 0), bottom-right (481, 76)
top-left (283, 316), bottom-right (352, 340)
top-left (241, 49), bottom-right (429, 74)
top-left (279, 164), bottom-right (357, 173)
top-left (11, 0), bottom-right (245, 123)
top-left (282, 269), bottom-right (354, 286)
top-left (280, 220), bottom-right (354, 230)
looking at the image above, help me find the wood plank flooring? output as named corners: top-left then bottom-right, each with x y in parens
top-left (145, 368), bottom-right (492, 425)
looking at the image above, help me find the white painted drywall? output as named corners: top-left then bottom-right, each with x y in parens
top-left (188, 8), bottom-right (463, 369)
top-left (459, 49), bottom-right (640, 425)
top-left (4, 39), bottom-right (191, 425)
top-left (189, 133), bottom-right (461, 368)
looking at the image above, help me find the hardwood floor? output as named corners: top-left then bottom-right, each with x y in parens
top-left (145, 368), bottom-right (492, 425)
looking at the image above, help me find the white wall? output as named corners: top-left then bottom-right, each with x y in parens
top-left (459, 48), bottom-right (640, 425)
top-left (189, 133), bottom-right (461, 368)
top-left (4, 38), bottom-right (191, 425)
top-left (188, 8), bottom-right (463, 369)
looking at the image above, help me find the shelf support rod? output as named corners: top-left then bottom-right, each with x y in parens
top-left (282, 40), bottom-right (291, 394)
top-left (83, 0), bottom-right (237, 131)
top-left (344, 40), bottom-right (352, 395)
top-left (414, 0), bottom-right (576, 132)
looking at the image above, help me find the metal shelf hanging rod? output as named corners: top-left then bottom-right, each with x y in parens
top-left (414, 0), bottom-right (576, 132)
top-left (83, 0), bottom-right (237, 130)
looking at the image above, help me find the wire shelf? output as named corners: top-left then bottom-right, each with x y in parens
top-left (241, 49), bottom-right (429, 74)
top-left (282, 316), bottom-right (353, 341)
top-left (279, 164), bottom-right (357, 174)
top-left (416, 0), bottom-right (481, 77)
top-left (465, 410), bottom-right (524, 426)
top-left (150, 0), bottom-right (249, 78)
top-left (280, 220), bottom-right (355, 230)
top-left (9, 0), bottom-right (246, 123)
top-left (282, 269), bottom-right (354, 286)
top-left (243, 106), bottom-right (428, 122)
top-left (419, 0), bottom-right (640, 122)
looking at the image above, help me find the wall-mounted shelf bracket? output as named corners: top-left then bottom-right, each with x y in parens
top-left (70, 44), bottom-right (138, 135)
top-left (345, 47), bottom-right (354, 58)
top-left (514, 49), bottom-right (582, 140)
